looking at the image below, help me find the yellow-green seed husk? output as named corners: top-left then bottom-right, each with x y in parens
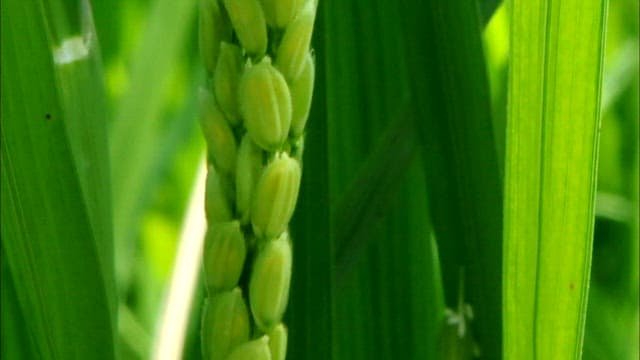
top-left (289, 51), bottom-right (314, 137)
top-left (239, 58), bottom-right (292, 151)
top-left (251, 153), bottom-right (301, 239)
top-left (275, 2), bottom-right (316, 82)
top-left (222, 0), bottom-right (268, 56)
top-left (205, 166), bottom-right (234, 224)
top-left (268, 324), bottom-right (288, 360)
top-left (236, 135), bottom-right (264, 224)
top-left (214, 42), bottom-right (243, 126)
top-left (201, 288), bottom-right (250, 360)
top-left (204, 221), bottom-right (246, 292)
top-left (225, 336), bottom-right (272, 360)
top-left (199, 88), bottom-right (237, 175)
top-left (260, 0), bottom-right (305, 28)
top-left (249, 233), bottom-right (292, 331)
top-left (199, 0), bottom-right (232, 75)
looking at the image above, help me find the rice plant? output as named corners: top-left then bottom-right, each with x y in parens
top-left (1, 0), bottom-right (638, 359)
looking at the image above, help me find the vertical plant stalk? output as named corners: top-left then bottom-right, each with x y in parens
top-left (397, 0), bottom-right (503, 356)
top-left (198, 0), bottom-right (317, 359)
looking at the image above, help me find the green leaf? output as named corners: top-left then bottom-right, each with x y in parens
top-left (503, 0), bottom-right (607, 357)
top-left (1, 252), bottom-right (37, 360)
top-left (1, 0), bottom-right (115, 358)
top-left (286, 4), bottom-right (332, 359)
top-left (333, 104), bottom-right (417, 284)
top-left (323, 1), bottom-right (445, 359)
top-left (398, 0), bottom-right (504, 357)
top-left (52, 0), bottom-right (116, 312)
top-left (332, 2), bottom-right (506, 282)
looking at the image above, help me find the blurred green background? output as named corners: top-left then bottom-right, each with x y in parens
top-left (2, 0), bottom-right (637, 359)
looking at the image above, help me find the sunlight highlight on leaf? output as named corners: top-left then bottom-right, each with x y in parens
top-left (504, 0), bottom-right (608, 358)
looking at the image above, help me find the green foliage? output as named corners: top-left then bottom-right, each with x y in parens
top-left (2, 0), bottom-right (637, 359)
top-left (398, 1), bottom-right (504, 357)
top-left (1, 0), bottom-right (115, 357)
top-left (504, 0), bottom-right (607, 358)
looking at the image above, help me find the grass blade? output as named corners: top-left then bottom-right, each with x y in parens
top-left (332, 2), bottom-right (506, 283)
top-left (1, 253), bottom-right (37, 359)
top-left (286, 5), bottom-right (332, 358)
top-left (399, 0), bottom-right (504, 357)
top-left (1, 0), bottom-right (116, 357)
top-left (504, 0), bottom-right (608, 357)
top-left (51, 0), bottom-right (117, 318)
top-left (333, 104), bottom-right (417, 285)
top-left (324, 1), bottom-right (445, 358)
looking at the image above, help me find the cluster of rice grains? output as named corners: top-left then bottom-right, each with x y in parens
top-left (198, 0), bottom-right (316, 359)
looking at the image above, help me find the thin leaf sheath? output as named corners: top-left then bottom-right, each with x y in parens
top-left (198, 1), bottom-right (317, 359)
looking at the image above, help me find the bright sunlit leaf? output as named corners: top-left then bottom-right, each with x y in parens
top-left (504, 0), bottom-right (608, 358)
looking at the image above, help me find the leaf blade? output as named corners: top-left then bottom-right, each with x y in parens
top-left (1, 0), bottom-right (116, 357)
top-left (398, 0), bottom-right (504, 357)
top-left (504, 0), bottom-right (608, 357)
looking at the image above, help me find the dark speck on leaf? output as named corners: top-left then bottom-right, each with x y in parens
top-left (45, 113), bottom-right (52, 120)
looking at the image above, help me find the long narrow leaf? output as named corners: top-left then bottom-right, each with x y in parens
top-left (504, 0), bottom-right (608, 357)
top-left (286, 4), bottom-right (332, 358)
top-left (324, 1), bottom-right (445, 358)
top-left (1, 253), bottom-right (37, 359)
top-left (333, 104), bottom-right (417, 285)
top-left (50, 0), bottom-right (116, 318)
top-left (1, 0), bottom-right (116, 357)
top-left (398, 1), bottom-right (504, 357)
